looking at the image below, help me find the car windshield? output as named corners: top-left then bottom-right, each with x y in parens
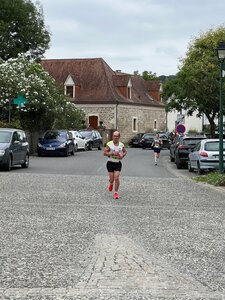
top-left (183, 138), bottom-right (204, 146)
top-left (143, 134), bottom-right (155, 139)
top-left (0, 131), bottom-right (11, 143)
top-left (79, 131), bottom-right (92, 138)
top-left (44, 131), bottom-right (67, 141)
top-left (159, 134), bottom-right (167, 139)
top-left (204, 141), bottom-right (225, 151)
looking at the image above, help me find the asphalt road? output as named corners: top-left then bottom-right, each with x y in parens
top-left (9, 148), bottom-right (195, 178)
top-left (0, 148), bottom-right (225, 299)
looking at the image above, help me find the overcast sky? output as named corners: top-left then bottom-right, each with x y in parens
top-left (38, 0), bottom-right (225, 76)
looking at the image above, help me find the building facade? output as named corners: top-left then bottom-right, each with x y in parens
top-left (41, 58), bottom-right (166, 143)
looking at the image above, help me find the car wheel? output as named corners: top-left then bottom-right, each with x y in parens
top-left (188, 160), bottom-right (194, 172)
top-left (38, 151), bottom-right (42, 157)
top-left (197, 161), bottom-right (204, 175)
top-left (89, 143), bottom-right (93, 151)
top-left (142, 147), bottom-right (146, 150)
top-left (21, 153), bottom-right (29, 168)
top-left (64, 148), bottom-right (69, 157)
top-left (5, 155), bottom-right (12, 171)
top-left (176, 157), bottom-right (182, 169)
top-left (98, 143), bottom-right (102, 150)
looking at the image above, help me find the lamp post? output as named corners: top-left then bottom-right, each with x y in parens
top-left (216, 42), bottom-right (225, 174)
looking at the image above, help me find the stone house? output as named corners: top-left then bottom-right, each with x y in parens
top-left (41, 58), bottom-right (166, 143)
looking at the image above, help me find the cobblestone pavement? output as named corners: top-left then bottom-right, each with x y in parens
top-left (0, 173), bottom-right (225, 300)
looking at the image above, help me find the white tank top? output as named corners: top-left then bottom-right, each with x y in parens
top-left (107, 141), bottom-right (124, 163)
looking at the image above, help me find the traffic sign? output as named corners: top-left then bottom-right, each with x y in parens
top-left (177, 114), bottom-right (185, 124)
top-left (176, 123), bottom-right (186, 134)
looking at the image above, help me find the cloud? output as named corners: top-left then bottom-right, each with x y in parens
top-left (39, 0), bottom-right (225, 75)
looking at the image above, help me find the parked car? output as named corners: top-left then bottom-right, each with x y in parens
top-left (188, 139), bottom-right (225, 174)
top-left (0, 128), bottom-right (29, 171)
top-left (69, 130), bottom-right (88, 151)
top-left (170, 134), bottom-right (206, 169)
top-left (159, 133), bottom-right (171, 149)
top-left (129, 133), bottom-right (144, 147)
top-left (79, 129), bottom-right (103, 150)
top-left (139, 133), bottom-right (156, 149)
top-left (169, 134), bottom-right (181, 162)
top-left (37, 130), bottom-right (75, 156)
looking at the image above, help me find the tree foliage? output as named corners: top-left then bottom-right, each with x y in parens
top-left (0, 55), bottom-right (85, 132)
top-left (162, 26), bottom-right (225, 137)
top-left (133, 70), bottom-right (157, 80)
top-left (0, 0), bottom-right (50, 60)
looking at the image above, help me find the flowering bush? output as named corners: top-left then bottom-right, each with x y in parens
top-left (0, 55), bottom-right (84, 131)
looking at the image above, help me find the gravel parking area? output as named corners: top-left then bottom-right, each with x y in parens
top-left (0, 173), bottom-right (225, 299)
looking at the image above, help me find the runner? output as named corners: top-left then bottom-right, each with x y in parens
top-left (152, 133), bottom-right (163, 165)
top-left (103, 131), bottom-right (127, 199)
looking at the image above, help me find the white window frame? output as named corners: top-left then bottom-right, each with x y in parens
top-left (127, 78), bottom-right (132, 99)
top-left (65, 85), bottom-right (75, 98)
top-left (154, 120), bottom-right (157, 131)
top-left (132, 117), bottom-right (138, 132)
top-left (64, 75), bottom-right (75, 98)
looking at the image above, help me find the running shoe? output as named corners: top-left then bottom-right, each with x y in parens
top-left (108, 183), bottom-right (113, 192)
top-left (114, 192), bottom-right (119, 199)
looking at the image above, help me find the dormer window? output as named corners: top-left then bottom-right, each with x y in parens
top-left (64, 75), bottom-right (75, 98)
top-left (65, 86), bottom-right (74, 97)
top-left (127, 78), bottom-right (132, 99)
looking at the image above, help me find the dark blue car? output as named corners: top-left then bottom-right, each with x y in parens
top-left (37, 130), bottom-right (75, 157)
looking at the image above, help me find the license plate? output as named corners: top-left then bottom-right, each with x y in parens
top-left (46, 147), bottom-right (55, 150)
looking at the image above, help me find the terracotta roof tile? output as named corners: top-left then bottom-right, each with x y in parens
top-left (41, 58), bottom-right (164, 107)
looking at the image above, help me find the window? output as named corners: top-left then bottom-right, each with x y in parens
top-left (64, 75), bottom-right (75, 98)
top-left (154, 120), bottom-right (157, 130)
top-left (65, 86), bottom-right (74, 98)
top-left (128, 87), bottom-right (131, 99)
top-left (17, 131), bottom-right (24, 143)
top-left (132, 117), bottom-right (137, 132)
top-left (127, 78), bottom-right (132, 99)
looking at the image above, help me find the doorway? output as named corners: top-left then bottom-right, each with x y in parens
top-left (89, 116), bottom-right (98, 129)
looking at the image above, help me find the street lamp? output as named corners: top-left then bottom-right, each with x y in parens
top-left (216, 41), bottom-right (225, 173)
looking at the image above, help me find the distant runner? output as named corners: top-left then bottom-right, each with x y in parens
top-left (103, 131), bottom-right (127, 199)
top-left (152, 133), bottom-right (163, 165)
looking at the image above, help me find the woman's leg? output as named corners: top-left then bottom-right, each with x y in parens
top-left (154, 151), bottom-right (157, 164)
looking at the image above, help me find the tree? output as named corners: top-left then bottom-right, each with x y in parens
top-left (133, 70), bottom-right (158, 80)
top-left (54, 102), bottom-right (85, 130)
top-left (162, 26), bottom-right (225, 137)
top-left (142, 70), bottom-right (157, 81)
top-left (0, 55), bottom-right (85, 132)
top-left (0, 0), bottom-right (50, 61)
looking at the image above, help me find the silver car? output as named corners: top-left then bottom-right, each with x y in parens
top-left (188, 139), bottom-right (225, 174)
top-left (69, 130), bottom-right (88, 151)
top-left (0, 128), bottom-right (29, 171)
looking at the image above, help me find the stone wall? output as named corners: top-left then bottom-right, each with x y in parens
top-left (76, 104), bottom-right (166, 144)
top-left (117, 105), bottom-right (166, 143)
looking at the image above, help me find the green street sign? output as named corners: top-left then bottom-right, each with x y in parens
top-left (12, 95), bottom-right (27, 108)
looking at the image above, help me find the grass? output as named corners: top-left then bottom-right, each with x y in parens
top-left (194, 171), bottom-right (225, 186)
